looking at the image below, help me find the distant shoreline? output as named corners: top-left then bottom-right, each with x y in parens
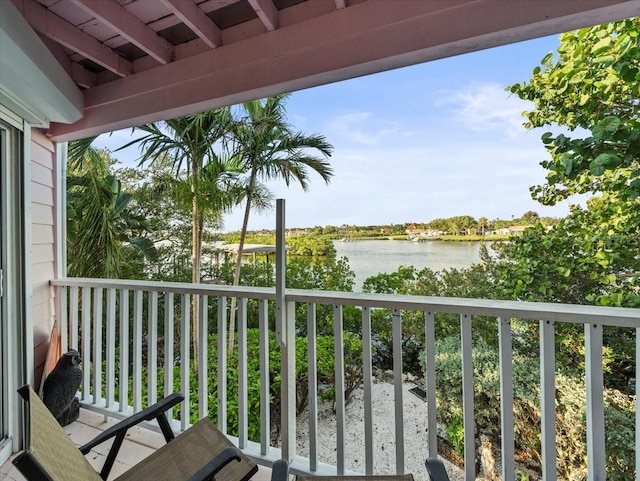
top-left (334, 235), bottom-right (509, 242)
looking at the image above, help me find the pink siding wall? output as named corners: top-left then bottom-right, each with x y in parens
top-left (30, 129), bottom-right (57, 388)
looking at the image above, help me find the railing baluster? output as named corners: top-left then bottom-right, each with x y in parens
top-left (59, 286), bottom-right (68, 354)
top-left (105, 288), bottom-right (116, 410)
top-left (238, 298), bottom-right (248, 449)
top-left (259, 299), bottom-right (270, 455)
top-left (198, 295), bottom-right (208, 421)
top-left (81, 287), bottom-right (91, 401)
top-left (133, 290), bottom-right (143, 412)
top-left (180, 293), bottom-right (190, 431)
top-left (92, 287), bottom-right (103, 405)
top-left (281, 300), bottom-right (297, 462)
top-left (164, 292), bottom-right (174, 404)
top-left (50, 277), bottom-right (639, 479)
top-left (119, 290), bottom-right (129, 412)
top-left (307, 303), bottom-right (318, 471)
top-left (69, 286), bottom-right (79, 350)
top-left (498, 317), bottom-right (515, 481)
top-left (460, 313), bottom-right (475, 481)
top-left (585, 323), bottom-right (605, 480)
top-left (362, 306), bottom-right (374, 475)
top-left (392, 308), bottom-right (405, 475)
top-left (148, 291), bottom-right (158, 406)
top-left (333, 304), bottom-right (345, 475)
top-left (217, 296), bottom-right (227, 434)
top-left (425, 311), bottom-right (437, 458)
top-left (540, 320), bottom-right (556, 481)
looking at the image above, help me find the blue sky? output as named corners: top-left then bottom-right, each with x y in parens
top-left (94, 35), bottom-right (575, 233)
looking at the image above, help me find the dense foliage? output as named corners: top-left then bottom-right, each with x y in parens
top-left (507, 18), bottom-right (640, 307)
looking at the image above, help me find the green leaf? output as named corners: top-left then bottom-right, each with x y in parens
top-left (592, 116), bottom-right (621, 140)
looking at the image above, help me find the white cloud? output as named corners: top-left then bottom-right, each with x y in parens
top-left (437, 82), bottom-right (533, 137)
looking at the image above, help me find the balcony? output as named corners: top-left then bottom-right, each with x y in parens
top-left (12, 277), bottom-right (640, 480)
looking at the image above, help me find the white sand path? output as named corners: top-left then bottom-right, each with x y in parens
top-left (295, 381), bottom-right (465, 481)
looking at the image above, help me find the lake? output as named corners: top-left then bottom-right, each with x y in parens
top-left (332, 239), bottom-right (490, 290)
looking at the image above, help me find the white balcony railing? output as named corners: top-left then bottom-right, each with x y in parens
top-left (50, 276), bottom-right (640, 481)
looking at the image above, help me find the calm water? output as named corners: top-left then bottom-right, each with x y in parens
top-left (332, 239), bottom-right (489, 291)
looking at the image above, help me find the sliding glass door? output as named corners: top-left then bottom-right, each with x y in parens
top-left (0, 117), bottom-right (23, 465)
top-left (0, 119), bottom-right (10, 465)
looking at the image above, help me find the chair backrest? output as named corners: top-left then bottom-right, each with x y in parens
top-left (13, 385), bottom-right (102, 481)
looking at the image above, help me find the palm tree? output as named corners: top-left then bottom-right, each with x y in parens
top-left (119, 110), bottom-right (238, 365)
top-left (67, 141), bottom-right (156, 278)
top-left (477, 217), bottom-right (489, 236)
top-left (226, 94), bottom-right (334, 353)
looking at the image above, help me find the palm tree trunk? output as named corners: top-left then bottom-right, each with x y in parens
top-left (228, 170), bottom-right (256, 355)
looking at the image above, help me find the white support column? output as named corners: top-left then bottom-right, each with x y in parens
top-left (275, 199), bottom-right (286, 346)
top-left (585, 323), bottom-right (605, 480)
top-left (55, 142), bottom-right (68, 355)
top-left (498, 317), bottom-right (514, 481)
top-left (540, 320), bottom-right (556, 481)
top-left (276, 199), bottom-right (296, 462)
top-left (460, 314), bottom-right (475, 481)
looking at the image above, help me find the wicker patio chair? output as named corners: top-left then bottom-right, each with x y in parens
top-left (12, 385), bottom-right (284, 481)
top-left (425, 458), bottom-right (450, 481)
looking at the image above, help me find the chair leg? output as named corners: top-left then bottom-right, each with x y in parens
top-left (425, 458), bottom-right (451, 481)
top-left (270, 459), bottom-right (290, 481)
top-left (100, 431), bottom-right (126, 480)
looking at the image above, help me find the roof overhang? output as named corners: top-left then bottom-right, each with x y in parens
top-left (9, 0), bottom-right (640, 140)
top-left (0, 1), bottom-right (83, 127)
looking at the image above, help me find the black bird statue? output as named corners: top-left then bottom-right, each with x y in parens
top-left (42, 350), bottom-right (82, 426)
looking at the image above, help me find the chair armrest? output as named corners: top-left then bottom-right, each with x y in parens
top-left (186, 447), bottom-right (241, 481)
top-left (79, 392), bottom-right (184, 454)
top-left (425, 458), bottom-right (451, 481)
top-left (79, 393), bottom-right (184, 480)
top-left (270, 459), bottom-right (290, 481)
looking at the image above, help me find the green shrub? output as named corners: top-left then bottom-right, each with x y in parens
top-left (446, 414), bottom-right (465, 457)
top-left (156, 329), bottom-right (363, 443)
top-left (426, 335), bottom-right (635, 480)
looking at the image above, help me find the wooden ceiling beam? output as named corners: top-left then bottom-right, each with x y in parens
top-left (11, 0), bottom-right (132, 77)
top-left (70, 0), bottom-right (175, 64)
top-left (39, 35), bottom-right (98, 89)
top-left (247, 0), bottom-right (279, 31)
top-left (160, 0), bottom-right (222, 48)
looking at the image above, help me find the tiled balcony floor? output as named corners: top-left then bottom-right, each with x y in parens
top-left (1, 409), bottom-right (274, 481)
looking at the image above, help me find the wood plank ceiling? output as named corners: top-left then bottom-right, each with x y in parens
top-left (10, 0), bottom-right (640, 141)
